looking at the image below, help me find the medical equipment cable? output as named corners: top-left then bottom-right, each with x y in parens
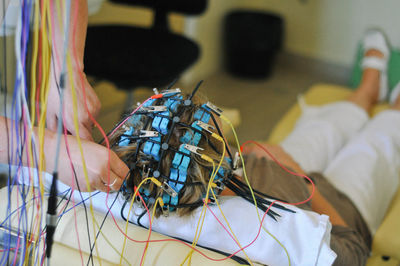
top-left (86, 193), bottom-right (132, 266)
top-left (85, 171), bottom-right (133, 266)
top-left (0, 187), bottom-right (70, 260)
top-left (113, 198), bottom-right (284, 263)
top-left (8, 2), bottom-right (34, 263)
top-left (220, 114), bottom-right (293, 265)
top-left (119, 177), bottom-right (162, 265)
top-left (58, 91), bottom-right (92, 266)
top-left (240, 140), bottom-right (315, 205)
top-left (106, 94), bottom-right (276, 264)
top-left (183, 144), bottom-right (225, 265)
top-left (3, 46), bottom-right (312, 266)
top-left (57, 18), bottom-right (97, 265)
top-left (1, 0), bottom-right (12, 260)
top-left (183, 131), bottom-right (252, 266)
top-left (140, 197), bottom-right (163, 265)
top-left (66, 42), bottom-right (104, 266)
top-left (239, 139), bottom-right (317, 264)
top-left (2, 0), bottom-right (50, 263)
top-left (33, 4), bottom-right (55, 261)
top-left (45, 0), bottom-right (72, 260)
top-left (62, 128), bottom-right (95, 266)
top-left (208, 181), bottom-right (254, 265)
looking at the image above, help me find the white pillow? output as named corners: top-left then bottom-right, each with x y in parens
top-left (18, 166), bottom-right (337, 266)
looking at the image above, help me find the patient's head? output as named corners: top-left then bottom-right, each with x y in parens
top-left (109, 90), bottom-right (232, 217)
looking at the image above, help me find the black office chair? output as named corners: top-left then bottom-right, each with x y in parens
top-left (84, 0), bottom-right (208, 109)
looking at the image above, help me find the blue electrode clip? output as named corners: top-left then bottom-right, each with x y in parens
top-left (120, 91), bottom-right (229, 213)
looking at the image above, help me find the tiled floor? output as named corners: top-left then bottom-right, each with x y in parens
top-left (92, 53), bottom-right (350, 142)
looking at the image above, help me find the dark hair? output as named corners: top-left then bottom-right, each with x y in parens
top-left (109, 93), bottom-right (231, 217)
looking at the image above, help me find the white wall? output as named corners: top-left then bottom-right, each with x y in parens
top-left (182, 0), bottom-right (240, 84)
top-left (256, 0), bottom-right (400, 66)
top-left (183, 0), bottom-right (400, 83)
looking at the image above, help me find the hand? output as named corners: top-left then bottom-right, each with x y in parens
top-left (47, 66), bottom-right (101, 141)
top-left (243, 143), bottom-right (306, 175)
top-left (46, 132), bottom-right (129, 192)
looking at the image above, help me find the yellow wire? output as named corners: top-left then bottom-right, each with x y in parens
top-left (141, 197), bottom-right (163, 265)
top-left (66, 54), bottom-right (103, 266)
top-left (31, 0), bottom-right (52, 258)
top-left (119, 177), bottom-right (158, 265)
top-left (182, 141), bottom-right (226, 265)
top-left (27, 0), bottom-right (40, 255)
top-left (97, 227), bottom-right (132, 266)
top-left (207, 137), bottom-right (253, 265)
top-left (220, 114), bottom-right (291, 266)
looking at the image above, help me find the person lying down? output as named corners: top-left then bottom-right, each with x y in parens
top-left (106, 30), bottom-right (400, 266)
top-left (106, 87), bottom-right (333, 265)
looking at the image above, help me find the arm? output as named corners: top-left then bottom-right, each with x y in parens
top-left (306, 184), bottom-right (348, 227)
top-left (47, 0), bottom-right (101, 140)
top-left (0, 116), bottom-right (129, 191)
top-left (243, 142), bottom-right (348, 227)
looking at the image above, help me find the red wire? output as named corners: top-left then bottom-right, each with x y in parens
top-left (66, 2), bottom-right (316, 262)
top-left (240, 140), bottom-right (315, 206)
top-left (46, 1), bottom-right (86, 262)
top-left (62, 124), bottom-right (85, 264)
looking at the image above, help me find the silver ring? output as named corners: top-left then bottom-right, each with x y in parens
top-left (105, 178), bottom-right (117, 188)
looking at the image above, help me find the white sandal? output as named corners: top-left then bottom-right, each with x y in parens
top-left (361, 29), bottom-right (390, 102)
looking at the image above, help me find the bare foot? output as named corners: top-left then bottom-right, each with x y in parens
top-left (392, 93), bottom-right (400, 111)
top-left (347, 48), bottom-right (384, 111)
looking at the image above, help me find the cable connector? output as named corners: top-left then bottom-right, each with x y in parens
top-left (150, 177), bottom-right (162, 187)
top-left (201, 154), bottom-right (214, 163)
top-left (210, 181), bottom-right (224, 190)
top-left (141, 106), bottom-right (167, 112)
top-left (148, 177), bottom-right (178, 197)
top-left (160, 181), bottom-right (178, 197)
top-left (158, 198), bottom-right (164, 207)
top-left (205, 102), bottom-right (223, 116)
top-left (196, 120), bottom-right (214, 133)
top-left (233, 152), bottom-right (240, 170)
top-left (211, 133), bottom-right (223, 142)
top-left (138, 130), bottom-right (159, 138)
top-left (151, 88), bottom-right (182, 99)
top-left (162, 205), bottom-right (170, 217)
top-left (181, 144), bottom-right (214, 163)
top-left (181, 144), bottom-right (203, 155)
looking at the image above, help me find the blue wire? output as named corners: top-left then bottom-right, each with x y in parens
top-left (1, 0), bottom-right (35, 263)
top-left (15, 0), bottom-right (34, 261)
top-left (58, 191), bottom-right (101, 216)
top-left (0, 189), bottom-right (71, 228)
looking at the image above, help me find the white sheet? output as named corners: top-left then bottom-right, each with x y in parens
top-left (11, 167), bottom-right (337, 266)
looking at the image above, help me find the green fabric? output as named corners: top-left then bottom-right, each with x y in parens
top-left (350, 44), bottom-right (400, 92)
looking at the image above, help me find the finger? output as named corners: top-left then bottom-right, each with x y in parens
top-left (109, 171), bottom-right (124, 191)
top-left (78, 123), bottom-right (94, 141)
top-left (110, 151), bottom-right (130, 180)
top-left (96, 182), bottom-right (110, 193)
top-left (99, 171), bottom-right (123, 192)
top-left (47, 115), bottom-right (58, 132)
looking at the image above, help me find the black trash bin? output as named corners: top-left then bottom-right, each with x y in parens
top-left (224, 11), bottom-right (284, 78)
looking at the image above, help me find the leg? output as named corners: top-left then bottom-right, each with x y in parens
top-left (246, 53), bottom-right (382, 175)
top-left (281, 40), bottom-right (388, 175)
top-left (323, 98), bottom-right (400, 234)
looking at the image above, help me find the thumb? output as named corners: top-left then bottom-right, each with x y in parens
top-left (110, 151), bottom-right (130, 180)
